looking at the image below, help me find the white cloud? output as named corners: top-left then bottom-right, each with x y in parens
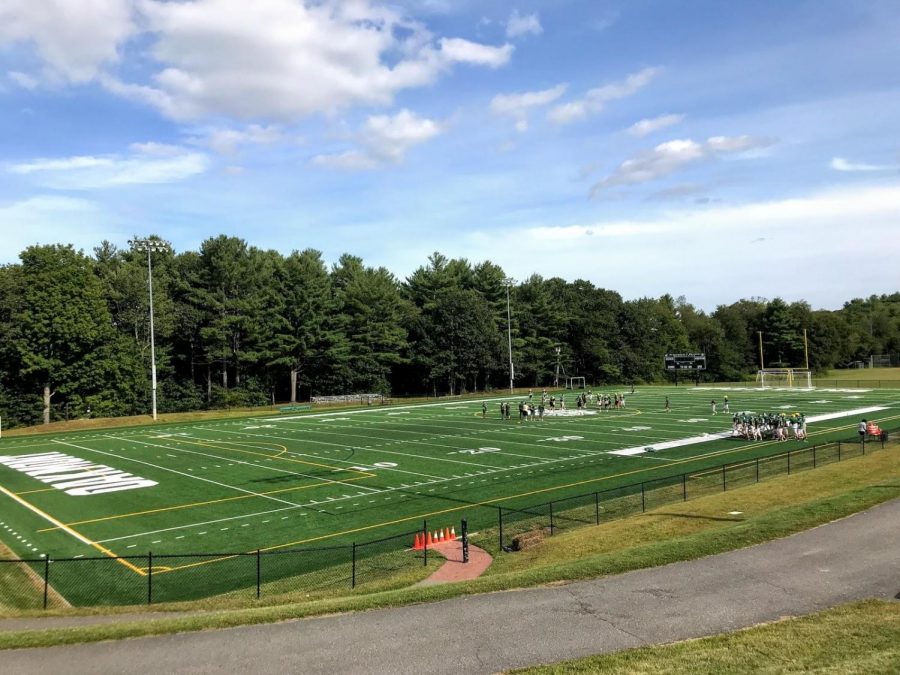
top-left (9, 146), bottom-right (210, 189)
top-left (0, 196), bottom-right (116, 264)
top-left (196, 125), bottom-right (283, 156)
top-left (490, 83), bottom-right (567, 132)
top-left (490, 84), bottom-right (567, 116)
top-left (591, 135), bottom-right (776, 195)
top-left (506, 10), bottom-right (542, 38)
top-left (313, 109), bottom-right (442, 170)
top-left (454, 183), bottom-right (900, 310)
top-left (90, 0), bottom-right (509, 121)
top-left (128, 141), bottom-right (187, 156)
top-left (829, 157), bottom-right (897, 172)
top-left (0, 0), bottom-right (135, 84)
top-left (438, 37), bottom-right (513, 68)
top-left (7, 70), bottom-right (38, 90)
top-left (627, 113), bottom-right (685, 137)
top-left (2, 0), bottom-right (512, 120)
top-left (549, 67), bottom-right (660, 124)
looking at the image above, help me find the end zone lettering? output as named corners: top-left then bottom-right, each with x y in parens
top-left (0, 452), bottom-right (157, 496)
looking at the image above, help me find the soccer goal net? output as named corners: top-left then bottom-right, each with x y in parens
top-left (757, 369), bottom-right (813, 389)
top-left (565, 376), bottom-right (586, 390)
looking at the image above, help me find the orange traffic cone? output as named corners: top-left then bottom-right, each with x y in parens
top-left (426, 531), bottom-right (433, 546)
top-left (436, 530), bottom-right (443, 542)
top-left (450, 526), bottom-right (456, 541)
top-left (444, 527), bottom-right (451, 541)
top-left (413, 533), bottom-right (422, 550)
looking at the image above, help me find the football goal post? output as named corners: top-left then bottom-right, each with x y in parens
top-left (565, 376), bottom-right (586, 390)
top-left (756, 368), bottom-right (813, 389)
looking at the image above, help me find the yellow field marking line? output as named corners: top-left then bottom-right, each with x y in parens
top-left (151, 409), bottom-right (900, 574)
top-left (16, 487), bottom-right (57, 495)
top-left (35, 475), bottom-right (373, 532)
top-left (149, 435), bottom-right (375, 477)
top-left (0, 484), bottom-right (146, 576)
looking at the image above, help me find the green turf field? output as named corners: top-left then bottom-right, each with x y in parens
top-left (1, 384), bottom-right (898, 606)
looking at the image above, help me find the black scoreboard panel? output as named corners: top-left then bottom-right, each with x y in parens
top-left (665, 353), bottom-right (706, 370)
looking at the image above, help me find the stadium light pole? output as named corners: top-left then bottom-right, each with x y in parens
top-left (503, 277), bottom-right (516, 394)
top-left (129, 238), bottom-right (172, 421)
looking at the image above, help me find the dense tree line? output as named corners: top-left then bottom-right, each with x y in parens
top-left (0, 237), bottom-right (897, 428)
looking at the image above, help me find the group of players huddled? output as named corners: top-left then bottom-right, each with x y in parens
top-left (483, 388), bottom-right (633, 421)
top-left (732, 411), bottom-right (807, 441)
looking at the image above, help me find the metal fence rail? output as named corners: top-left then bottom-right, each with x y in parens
top-left (0, 526), bottom-right (439, 609)
top-left (497, 427), bottom-right (895, 550)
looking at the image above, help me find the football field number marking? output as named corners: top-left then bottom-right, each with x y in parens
top-left (540, 436), bottom-right (584, 442)
top-left (348, 462), bottom-right (398, 471)
top-left (454, 447), bottom-right (501, 455)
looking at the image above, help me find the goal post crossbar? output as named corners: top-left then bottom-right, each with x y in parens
top-left (565, 376), bottom-right (586, 390)
top-left (756, 368), bottom-right (813, 389)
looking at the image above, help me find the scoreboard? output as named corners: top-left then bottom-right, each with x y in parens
top-left (665, 353), bottom-right (706, 371)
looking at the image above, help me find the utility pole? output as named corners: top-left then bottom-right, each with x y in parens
top-left (504, 278), bottom-right (516, 394)
top-left (554, 345), bottom-right (562, 388)
top-left (129, 238), bottom-right (172, 421)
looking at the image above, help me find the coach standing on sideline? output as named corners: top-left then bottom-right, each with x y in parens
top-left (858, 418), bottom-right (867, 443)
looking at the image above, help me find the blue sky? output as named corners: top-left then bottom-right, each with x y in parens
top-left (1, 0), bottom-right (899, 310)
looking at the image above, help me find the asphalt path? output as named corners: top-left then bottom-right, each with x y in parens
top-left (5, 498), bottom-right (899, 674)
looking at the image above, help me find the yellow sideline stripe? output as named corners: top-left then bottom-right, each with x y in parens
top-left (149, 436), bottom-right (375, 477)
top-left (36, 475), bottom-right (373, 532)
top-left (0, 483), bottom-right (145, 576)
top-left (16, 487), bottom-right (57, 495)
top-left (156, 410), bottom-right (900, 574)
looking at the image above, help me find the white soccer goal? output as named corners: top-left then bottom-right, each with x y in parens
top-left (565, 376), bottom-right (586, 390)
top-left (757, 369), bottom-right (813, 389)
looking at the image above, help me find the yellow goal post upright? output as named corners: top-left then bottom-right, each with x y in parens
top-left (756, 328), bottom-right (813, 389)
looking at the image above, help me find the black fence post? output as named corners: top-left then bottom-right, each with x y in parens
top-left (147, 552), bottom-right (153, 605)
top-left (838, 441), bottom-right (841, 461)
top-left (549, 501), bottom-right (555, 534)
top-left (640, 483), bottom-right (646, 512)
top-left (351, 542), bottom-right (356, 588)
top-left (813, 445), bottom-right (816, 468)
top-left (862, 438), bottom-right (866, 455)
top-left (682, 473), bottom-right (687, 501)
top-left (256, 549), bottom-right (261, 599)
top-left (461, 519), bottom-right (469, 563)
top-left (595, 492), bottom-right (600, 524)
top-left (722, 464), bottom-right (727, 491)
top-left (787, 450), bottom-right (791, 475)
top-left (755, 457), bottom-right (760, 483)
top-left (423, 519), bottom-right (428, 566)
top-left (43, 555), bottom-right (49, 610)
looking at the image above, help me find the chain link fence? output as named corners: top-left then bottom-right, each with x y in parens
top-left (0, 526), bottom-right (438, 610)
top-left (498, 427), bottom-right (895, 550)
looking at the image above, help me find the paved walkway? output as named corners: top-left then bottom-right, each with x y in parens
top-left (416, 539), bottom-right (493, 585)
top-left (3, 499), bottom-right (899, 674)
